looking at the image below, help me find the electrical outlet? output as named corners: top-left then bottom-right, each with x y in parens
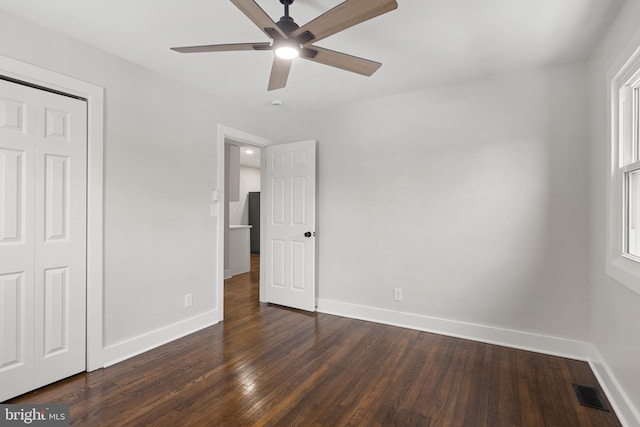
top-left (393, 288), bottom-right (403, 302)
top-left (184, 293), bottom-right (193, 308)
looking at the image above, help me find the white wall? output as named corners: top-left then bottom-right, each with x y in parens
top-left (229, 166), bottom-right (261, 225)
top-left (271, 62), bottom-right (590, 343)
top-left (589, 0), bottom-right (640, 424)
top-left (0, 10), bottom-right (269, 354)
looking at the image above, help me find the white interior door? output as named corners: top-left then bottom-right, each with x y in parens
top-left (0, 79), bottom-right (87, 401)
top-left (264, 140), bottom-right (316, 311)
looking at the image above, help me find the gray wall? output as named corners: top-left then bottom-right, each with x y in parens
top-left (0, 9), bottom-right (269, 348)
top-left (270, 63), bottom-right (590, 341)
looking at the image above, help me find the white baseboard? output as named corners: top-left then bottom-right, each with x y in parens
top-left (589, 346), bottom-right (640, 427)
top-left (317, 298), bottom-right (591, 360)
top-left (102, 309), bottom-right (219, 367)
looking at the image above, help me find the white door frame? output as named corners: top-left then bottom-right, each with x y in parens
top-left (216, 125), bottom-right (269, 320)
top-left (0, 55), bottom-right (104, 370)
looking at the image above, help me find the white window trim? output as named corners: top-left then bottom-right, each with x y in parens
top-left (606, 44), bottom-right (640, 296)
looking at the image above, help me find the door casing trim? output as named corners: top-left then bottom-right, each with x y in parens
top-left (0, 54), bottom-right (105, 370)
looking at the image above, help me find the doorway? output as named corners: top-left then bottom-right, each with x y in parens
top-left (216, 126), bottom-right (269, 321)
top-left (216, 129), bottom-right (318, 319)
top-left (224, 139), bottom-right (263, 279)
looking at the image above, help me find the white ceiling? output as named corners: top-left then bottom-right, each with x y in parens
top-left (239, 144), bottom-right (261, 169)
top-left (0, 0), bottom-right (623, 112)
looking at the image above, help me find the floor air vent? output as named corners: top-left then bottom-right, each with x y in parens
top-left (573, 384), bottom-right (609, 412)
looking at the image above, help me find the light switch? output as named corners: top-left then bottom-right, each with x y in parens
top-left (210, 204), bottom-right (219, 217)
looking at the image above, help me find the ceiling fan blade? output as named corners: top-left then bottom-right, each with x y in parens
top-left (171, 42), bottom-right (272, 53)
top-left (268, 57), bottom-right (292, 91)
top-left (230, 0), bottom-right (287, 39)
top-left (301, 46), bottom-right (381, 76)
top-left (292, 0), bottom-right (397, 45)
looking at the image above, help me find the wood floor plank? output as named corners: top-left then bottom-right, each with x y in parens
top-left (5, 254), bottom-right (622, 426)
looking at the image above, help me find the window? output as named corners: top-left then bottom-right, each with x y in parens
top-left (621, 84), bottom-right (640, 259)
top-left (607, 45), bottom-right (640, 295)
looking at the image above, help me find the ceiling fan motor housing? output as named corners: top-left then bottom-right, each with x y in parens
top-left (276, 15), bottom-right (299, 35)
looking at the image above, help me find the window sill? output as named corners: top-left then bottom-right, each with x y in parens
top-left (606, 256), bottom-right (640, 296)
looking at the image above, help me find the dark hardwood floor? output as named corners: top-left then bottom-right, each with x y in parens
top-left (7, 254), bottom-right (621, 426)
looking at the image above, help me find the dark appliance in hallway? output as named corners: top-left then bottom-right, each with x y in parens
top-left (248, 191), bottom-right (260, 253)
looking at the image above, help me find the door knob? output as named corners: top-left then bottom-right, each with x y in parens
top-left (304, 231), bottom-right (313, 238)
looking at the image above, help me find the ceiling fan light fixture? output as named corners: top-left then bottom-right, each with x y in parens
top-left (274, 43), bottom-right (300, 60)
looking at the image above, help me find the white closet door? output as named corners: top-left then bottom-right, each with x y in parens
top-left (0, 79), bottom-right (87, 401)
top-left (0, 79), bottom-right (36, 400)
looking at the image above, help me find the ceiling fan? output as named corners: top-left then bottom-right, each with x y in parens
top-left (171, 0), bottom-right (398, 91)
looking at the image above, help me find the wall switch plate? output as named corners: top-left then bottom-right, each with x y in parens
top-left (210, 204), bottom-right (219, 217)
top-left (393, 288), bottom-right (403, 302)
top-left (184, 293), bottom-right (193, 308)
